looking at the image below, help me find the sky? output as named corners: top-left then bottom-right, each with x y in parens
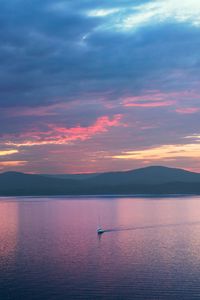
top-left (1, 0), bottom-right (200, 174)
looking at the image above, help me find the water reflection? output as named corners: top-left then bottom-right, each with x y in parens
top-left (0, 201), bottom-right (18, 259)
top-left (1, 196), bottom-right (200, 299)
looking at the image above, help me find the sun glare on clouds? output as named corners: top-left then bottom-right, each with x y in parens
top-left (112, 143), bottom-right (200, 161)
top-left (87, 9), bottom-right (119, 17)
top-left (96, 0), bottom-right (200, 30)
top-left (0, 150), bottom-right (18, 156)
top-left (0, 161), bottom-right (27, 171)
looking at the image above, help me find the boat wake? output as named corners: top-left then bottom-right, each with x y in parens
top-left (103, 221), bottom-right (200, 233)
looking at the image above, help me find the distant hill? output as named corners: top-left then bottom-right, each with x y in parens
top-left (0, 172), bottom-right (78, 195)
top-left (86, 166), bottom-right (200, 185)
top-left (43, 173), bottom-right (98, 180)
top-left (1, 166), bottom-right (200, 196)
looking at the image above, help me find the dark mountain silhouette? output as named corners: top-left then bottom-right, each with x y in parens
top-left (86, 166), bottom-right (200, 185)
top-left (1, 166), bottom-right (200, 196)
top-left (0, 171), bottom-right (78, 195)
top-left (46, 166), bottom-right (200, 184)
top-left (44, 173), bottom-right (98, 180)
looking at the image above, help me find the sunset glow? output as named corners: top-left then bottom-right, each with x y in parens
top-left (112, 144), bottom-right (200, 161)
top-left (0, 161), bottom-right (27, 171)
top-left (5, 115), bottom-right (122, 147)
top-left (0, 150), bottom-right (18, 156)
top-left (0, 0), bottom-right (200, 173)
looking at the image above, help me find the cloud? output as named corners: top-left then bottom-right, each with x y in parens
top-left (124, 101), bottom-right (173, 108)
top-left (122, 92), bottom-right (175, 108)
top-left (185, 134), bottom-right (200, 142)
top-left (0, 0), bottom-right (199, 110)
top-left (175, 107), bottom-right (200, 114)
top-left (117, 0), bottom-right (200, 31)
top-left (4, 115), bottom-right (122, 147)
top-left (112, 143), bottom-right (200, 160)
top-left (0, 150), bottom-right (19, 156)
top-left (0, 161), bottom-right (27, 170)
top-left (0, 0), bottom-right (200, 173)
top-left (87, 9), bottom-right (119, 17)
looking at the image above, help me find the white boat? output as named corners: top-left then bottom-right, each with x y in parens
top-left (97, 227), bottom-right (104, 234)
top-left (97, 216), bottom-right (105, 234)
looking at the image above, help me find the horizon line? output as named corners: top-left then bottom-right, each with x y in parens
top-left (0, 165), bottom-right (196, 176)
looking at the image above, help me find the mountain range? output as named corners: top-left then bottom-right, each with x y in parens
top-left (1, 166), bottom-right (200, 196)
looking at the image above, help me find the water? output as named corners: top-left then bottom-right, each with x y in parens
top-left (1, 196), bottom-right (200, 299)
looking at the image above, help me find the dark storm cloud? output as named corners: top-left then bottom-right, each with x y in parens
top-left (0, 0), bottom-right (199, 109)
top-left (0, 0), bottom-right (101, 106)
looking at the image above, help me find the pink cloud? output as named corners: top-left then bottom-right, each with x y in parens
top-left (122, 90), bottom-right (200, 109)
top-left (175, 107), bottom-right (200, 114)
top-left (5, 114), bottom-right (122, 147)
top-left (124, 100), bottom-right (173, 108)
top-left (0, 161), bottom-right (27, 169)
top-left (122, 91), bottom-right (176, 108)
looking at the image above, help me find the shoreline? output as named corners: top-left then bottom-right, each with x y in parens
top-left (0, 193), bottom-right (199, 199)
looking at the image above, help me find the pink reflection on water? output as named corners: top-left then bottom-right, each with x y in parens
top-left (0, 200), bottom-right (18, 259)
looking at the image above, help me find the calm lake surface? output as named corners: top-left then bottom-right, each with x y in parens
top-left (1, 196), bottom-right (200, 299)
